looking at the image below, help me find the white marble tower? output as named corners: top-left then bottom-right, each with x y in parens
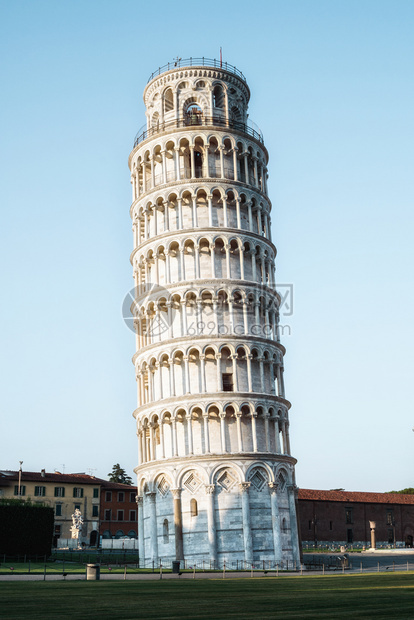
top-left (129, 58), bottom-right (300, 568)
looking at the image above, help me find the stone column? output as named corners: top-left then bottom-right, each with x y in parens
top-left (242, 300), bottom-right (249, 334)
top-left (268, 483), bottom-right (282, 565)
top-left (223, 196), bottom-right (228, 227)
top-left (200, 354), bottom-right (207, 392)
top-left (160, 419), bottom-right (165, 458)
top-left (172, 417), bottom-right (178, 457)
top-left (207, 194), bottom-right (213, 226)
top-left (231, 354), bottom-right (238, 391)
top-left (219, 146), bottom-right (225, 178)
top-left (203, 413), bottom-right (210, 453)
top-left (216, 353), bottom-right (222, 391)
top-left (149, 422), bottom-right (155, 461)
top-left (186, 412), bottom-right (193, 455)
top-left (183, 355), bottom-right (190, 394)
top-left (195, 245), bottom-right (200, 278)
top-left (285, 422), bottom-right (291, 455)
top-left (172, 489), bottom-right (184, 561)
top-left (274, 417), bottom-right (281, 453)
top-left (210, 243), bottom-right (216, 278)
top-left (279, 366), bottom-right (285, 398)
top-left (235, 411), bottom-right (243, 452)
top-left (164, 201), bottom-right (170, 232)
top-left (240, 482), bottom-right (253, 565)
top-left (146, 492), bottom-right (158, 562)
top-left (165, 251), bottom-right (171, 283)
top-left (174, 147), bottom-right (181, 180)
top-left (177, 198), bottom-right (183, 229)
top-left (233, 149), bottom-right (238, 182)
top-left (192, 196), bottom-right (198, 227)
top-left (248, 201), bottom-right (253, 231)
top-left (225, 243), bottom-right (231, 279)
top-left (219, 412), bottom-right (227, 452)
top-left (168, 358), bottom-right (175, 397)
top-left (264, 412), bottom-right (270, 451)
top-left (287, 485), bottom-right (301, 566)
top-left (251, 412), bottom-right (258, 452)
top-left (137, 496), bottom-right (145, 566)
top-left (180, 245), bottom-right (186, 280)
top-left (259, 358), bottom-right (265, 392)
top-left (246, 354), bottom-right (253, 392)
top-left (190, 146), bottom-right (195, 178)
top-left (161, 150), bottom-right (167, 184)
top-left (243, 153), bottom-right (249, 183)
top-left (239, 246), bottom-right (245, 279)
top-left (205, 485), bottom-right (217, 566)
top-left (181, 301), bottom-right (188, 335)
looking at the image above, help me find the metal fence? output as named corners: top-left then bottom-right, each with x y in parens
top-left (133, 116), bottom-right (264, 148)
top-left (147, 58), bottom-right (246, 84)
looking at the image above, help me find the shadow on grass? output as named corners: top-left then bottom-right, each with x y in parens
top-left (1, 573), bottom-right (414, 619)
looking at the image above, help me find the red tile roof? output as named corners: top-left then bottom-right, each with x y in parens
top-left (0, 470), bottom-right (136, 490)
top-left (298, 488), bottom-right (414, 505)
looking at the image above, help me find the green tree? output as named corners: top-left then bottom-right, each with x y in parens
top-left (389, 488), bottom-right (414, 494)
top-left (107, 463), bottom-right (133, 485)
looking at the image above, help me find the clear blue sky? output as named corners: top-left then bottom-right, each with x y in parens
top-left (1, 0), bottom-right (413, 491)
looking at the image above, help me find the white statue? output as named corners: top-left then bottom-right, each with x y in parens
top-left (70, 508), bottom-right (84, 547)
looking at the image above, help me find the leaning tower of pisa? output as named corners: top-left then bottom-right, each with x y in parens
top-left (129, 58), bottom-right (300, 569)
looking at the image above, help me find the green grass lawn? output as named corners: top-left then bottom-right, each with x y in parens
top-left (1, 574), bottom-right (414, 619)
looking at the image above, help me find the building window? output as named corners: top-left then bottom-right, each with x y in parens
top-left (386, 511), bottom-right (394, 525)
top-left (388, 529), bottom-right (394, 544)
top-left (308, 520), bottom-right (312, 530)
top-left (104, 509), bottom-right (111, 521)
top-left (222, 373), bottom-right (234, 391)
top-left (55, 504), bottom-right (62, 516)
top-left (130, 510), bottom-right (136, 521)
top-left (347, 529), bottom-right (353, 544)
top-left (118, 492), bottom-right (124, 502)
top-left (54, 525), bottom-right (61, 536)
top-left (190, 498), bottom-right (198, 517)
top-left (345, 509), bottom-right (353, 524)
top-left (73, 488), bottom-right (84, 498)
top-left (74, 504), bottom-right (81, 511)
top-left (54, 487), bottom-right (65, 498)
top-left (34, 486), bottom-right (46, 497)
top-left (92, 505), bottom-right (99, 517)
top-left (130, 492), bottom-right (136, 503)
top-left (105, 491), bottom-right (112, 502)
top-left (117, 510), bottom-right (124, 521)
top-left (93, 488), bottom-right (99, 498)
top-left (163, 519), bottom-right (169, 543)
top-left (330, 521), bottom-right (333, 531)
top-left (14, 485), bottom-right (26, 496)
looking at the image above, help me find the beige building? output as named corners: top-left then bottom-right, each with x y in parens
top-left (0, 470), bottom-right (102, 546)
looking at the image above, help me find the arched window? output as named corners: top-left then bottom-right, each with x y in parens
top-left (185, 103), bottom-right (202, 126)
top-left (164, 89), bottom-right (174, 113)
top-left (163, 519), bottom-right (169, 543)
top-left (213, 84), bottom-right (225, 108)
top-left (230, 106), bottom-right (242, 122)
top-left (194, 151), bottom-right (203, 177)
top-left (190, 498), bottom-right (198, 517)
top-left (151, 111), bottom-right (159, 129)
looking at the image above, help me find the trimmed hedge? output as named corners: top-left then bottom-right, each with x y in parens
top-left (0, 500), bottom-right (54, 556)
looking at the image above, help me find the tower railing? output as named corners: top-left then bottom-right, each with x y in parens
top-left (133, 115), bottom-right (264, 149)
top-left (147, 57), bottom-right (246, 83)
